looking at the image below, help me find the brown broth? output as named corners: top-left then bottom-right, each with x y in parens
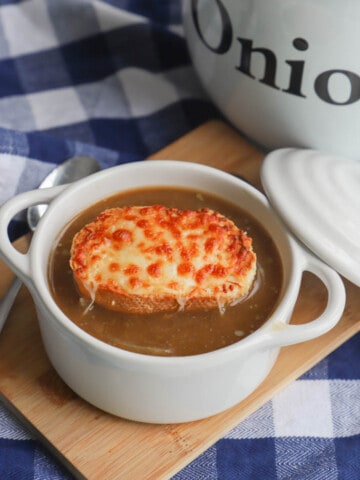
top-left (48, 187), bottom-right (283, 356)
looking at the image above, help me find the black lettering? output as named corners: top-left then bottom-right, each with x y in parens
top-left (282, 38), bottom-right (308, 97)
top-left (293, 37), bottom-right (309, 52)
top-left (315, 70), bottom-right (360, 105)
top-left (236, 38), bottom-right (280, 90)
top-left (283, 61), bottom-right (306, 97)
top-left (191, 0), bottom-right (232, 54)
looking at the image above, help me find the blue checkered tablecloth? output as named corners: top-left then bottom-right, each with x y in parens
top-left (0, 1), bottom-right (359, 479)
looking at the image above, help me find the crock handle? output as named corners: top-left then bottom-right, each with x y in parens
top-left (0, 185), bottom-right (66, 281)
top-left (259, 246), bottom-right (346, 348)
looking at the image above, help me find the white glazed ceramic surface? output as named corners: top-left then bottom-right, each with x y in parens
top-left (0, 161), bottom-right (346, 423)
top-left (183, 0), bottom-right (360, 160)
top-left (261, 148), bottom-right (360, 288)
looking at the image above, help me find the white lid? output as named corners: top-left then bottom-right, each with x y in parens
top-left (261, 148), bottom-right (360, 287)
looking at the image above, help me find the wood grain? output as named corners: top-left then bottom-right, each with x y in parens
top-left (0, 120), bottom-right (359, 480)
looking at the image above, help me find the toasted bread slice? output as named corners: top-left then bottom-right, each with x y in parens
top-left (70, 205), bottom-right (256, 314)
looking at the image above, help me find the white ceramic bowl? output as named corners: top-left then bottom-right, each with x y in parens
top-left (0, 161), bottom-right (345, 423)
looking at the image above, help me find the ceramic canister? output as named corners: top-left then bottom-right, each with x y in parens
top-left (183, 0), bottom-right (360, 160)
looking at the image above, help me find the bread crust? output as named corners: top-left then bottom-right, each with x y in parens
top-left (70, 205), bottom-right (256, 314)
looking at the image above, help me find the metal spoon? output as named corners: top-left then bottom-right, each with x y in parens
top-left (0, 156), bottom-right (100, 332)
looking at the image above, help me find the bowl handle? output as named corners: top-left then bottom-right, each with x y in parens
top-left (259, 245), bottom-right (346, 348)
top-left (0, 185), bottom-right (66, 281)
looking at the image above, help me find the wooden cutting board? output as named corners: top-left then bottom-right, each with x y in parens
top-left (1, 120), bottom-right (360, 480)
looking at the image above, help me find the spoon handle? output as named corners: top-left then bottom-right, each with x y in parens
top-left (0, 277), bottom-right (22, 333)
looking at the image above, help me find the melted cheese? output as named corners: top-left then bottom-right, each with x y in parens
top-left (70, 205), bottom-right (257, 313)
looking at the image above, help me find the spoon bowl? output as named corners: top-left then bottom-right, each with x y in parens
top-left (0, 156), bottom-right (100, 332)
top-left (27, 156), bottom-right (100, 231)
